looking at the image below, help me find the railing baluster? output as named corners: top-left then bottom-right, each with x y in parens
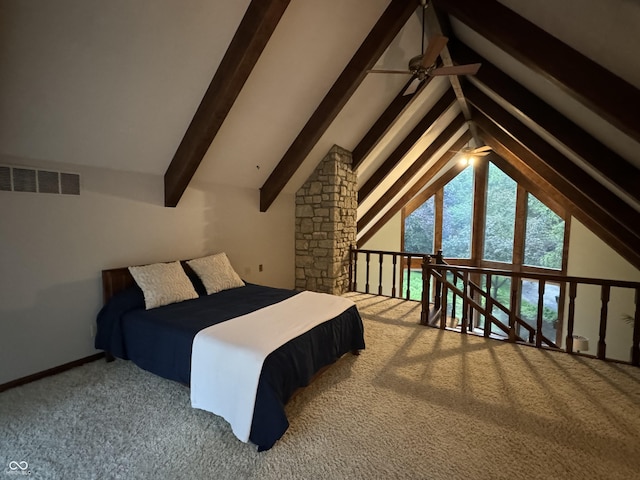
top-left (598, 285), bottom-right (610, 360)
top-left (352, 250), bottom-right (358, 292)
top-left (451, 274), bottom-right (458, 327)
top-left (378, 253), bottom-right (384, 296)
top-left (440, 268), bottom-right (448, 329)
top-left (391, 254), bottom-right (397, 298)
top-left (406, 255), bottom-right (412, 300)
top-left (421, 257), bottom-right (430, 325)
top-left (536, 280), bottom-right (545, 348)
top-left (365, 252), bottom-right (371, 294)
top-left (566, 282), bottom-right (577, 353)
top-left (509, 280), bottom-right (518, 342)
top-left (485, 274), bottom-right (493, 338)
top-left (632, 288), bottom-right (640, 366)
top-left (461, 271), bottom-right (469, 334)
top-left (424, 257), bottom-right (431, 324)
top-left (348, 246), bottom-right (353, 292)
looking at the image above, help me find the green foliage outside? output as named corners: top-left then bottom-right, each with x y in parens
top-left (524, 194), bottom-right (564, 270)
top-left (484, 163), bottom-right (516, 263)
top-left (442, 166), bottom-right (473, 258)
top-left (404, 197), bottom-right (434, 254)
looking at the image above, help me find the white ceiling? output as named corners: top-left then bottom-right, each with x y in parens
top-left (1, 0), bottom-right (638, 219)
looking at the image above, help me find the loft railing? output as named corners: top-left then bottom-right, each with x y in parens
top-left (349, 247), bottom-right (433, 299)
top-left (348, 247), bottom-right (640, 367)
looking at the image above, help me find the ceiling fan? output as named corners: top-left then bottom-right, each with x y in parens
top-left (455, 145), bottom-right (492, 165)
top-left (368, 1), bottom-right (481, 94)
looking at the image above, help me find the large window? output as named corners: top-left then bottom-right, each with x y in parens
top-left (404, 196), bottom-right (434, 253)
top-left (400, 160), bottom-right (568, 345)
top-left (483, 163), bottom-right (516, 263)
top-left (442, 166), bottom-right (474, 258)
top-left (524, 194), bottom-right (565, 270)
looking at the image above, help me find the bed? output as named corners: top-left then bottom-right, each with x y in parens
top-left (95, 258), bottom-right (365, 451)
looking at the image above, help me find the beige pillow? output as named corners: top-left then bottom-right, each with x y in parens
top-left (187, 253), bottom-right (245, 295)
top-left (128, 261), bottom-right (199, 309)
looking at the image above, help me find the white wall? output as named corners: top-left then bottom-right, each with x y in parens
top-left (0, 157), bottom-right (294, 384)
top-left (565, 219), bottom-right (640, 362)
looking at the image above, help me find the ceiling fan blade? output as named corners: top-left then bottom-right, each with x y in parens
top-left (472, 145), bottom-right (492, 152)
top-left (402, 77), bottom-right (422, 96)
top-left (421, 35), bottom-right (449, 68)
top-left (367, 69), bottom-right (413, 75)
top-left (431, 63), bottom-right (481, 76)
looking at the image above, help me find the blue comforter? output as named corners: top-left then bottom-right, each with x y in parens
top-left (95, 283), bottom-right (365, 450)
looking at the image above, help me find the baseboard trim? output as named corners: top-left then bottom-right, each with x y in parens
top-left (0, 352), bottom-right (105, 393)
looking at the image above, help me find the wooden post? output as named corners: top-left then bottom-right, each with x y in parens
top-left (565, 282), bottom-right (577, 353)
top-left (406, 255), bottom-right (412, 299)
top-left (391, 254), bottom-right (397, 298)
top-left (597, 285), bottom-right (610, 360)
top-left (348, 245), bottom-right (354, 292)
top-left (536, 280), bottom-right (545, 348)
top-left (485, 274), bottom-right (493, 338)
top-left (461, 271), bottom-right (470, 334)
top-left (632, 288), bottom-right (640, 366)
top-left (378, 253), bottom-right (384, 296)
top-left (352, 248), bottom-right (358, 293)
top-left (365, 252), bottom-right (371, 294)
top-left (421, 256), bottom-right (431, 325)
top-left (440, 269), bottom-right (448, 329)
top-left (509, 279), bottom-right (518, 342)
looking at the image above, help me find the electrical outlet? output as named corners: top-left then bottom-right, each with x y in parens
top-left (259, 264), bottom-right (263, 272)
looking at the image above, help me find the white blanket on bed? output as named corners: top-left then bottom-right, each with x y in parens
top-left (190, 291), bottom-right (355, 443)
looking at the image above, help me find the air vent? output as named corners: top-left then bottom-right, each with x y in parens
top-left (0, 166), bottom-right (10, 191)
top-left (0, 165), bottom-right (80, 196)
top-left (13, 168), bottom-right (37, 192)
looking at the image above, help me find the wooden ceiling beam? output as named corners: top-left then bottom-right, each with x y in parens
top-left (351, 76), bottom-right (432, 170)
top-left (259, 0), bottom-right (417, 212)
top-left (164, 0), bottom-right (291, 207)
top-left (466, 84), bottom-right (640, 243)
top-left (358, 87), bottom-right (457, 203)
top-left (433, 0), bottom-right (640, 144)
top-left (357, 131), bottom-right (471, 247)
top-left (358, 113), bottom-right (466, 232)
top-left (473, 113), bottom-right (640, 269)
top-left (449, 40), bottom-right (640, 205)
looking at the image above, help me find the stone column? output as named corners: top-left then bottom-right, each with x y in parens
top-left (295, 145), bottom-right (356, 294)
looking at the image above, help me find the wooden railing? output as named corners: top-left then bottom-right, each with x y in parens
top-left (349, 247), bottom-right (432, 300)
top-left (349, 247), bottom-right (640, 366)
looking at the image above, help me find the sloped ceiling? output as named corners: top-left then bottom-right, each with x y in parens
top-left (1, 0), bottom-right (639, 265)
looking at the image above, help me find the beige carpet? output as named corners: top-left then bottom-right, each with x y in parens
top-left (1, 293), bottom-right (639, 479)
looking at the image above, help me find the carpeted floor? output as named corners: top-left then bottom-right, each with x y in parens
top-left (2, 293), bottom-right (640, 479)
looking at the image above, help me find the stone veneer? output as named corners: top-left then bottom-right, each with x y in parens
top-left (295, 145), bottom-right (356, 294)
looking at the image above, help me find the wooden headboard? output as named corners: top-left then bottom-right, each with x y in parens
top-left (101, 261), bottom-right (197, 305)
top-left (101, 267), bottom-right (136, 305)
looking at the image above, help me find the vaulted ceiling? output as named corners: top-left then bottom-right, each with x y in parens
top-left (2, 0), bottom-right (639, 267)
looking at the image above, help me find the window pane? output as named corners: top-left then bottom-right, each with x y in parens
top-left (404, 196), bottom-right (434, 253)
top-left (483, 163), bottom-right (516, 263)
top-left (524, 194), bottom-right (564, 269)
top-left (442, 166), bottom-right (473, 258)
